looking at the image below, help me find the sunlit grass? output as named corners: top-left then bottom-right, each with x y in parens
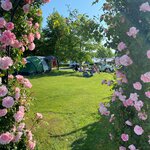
top-left (26, 69), bottom-right (115, 150)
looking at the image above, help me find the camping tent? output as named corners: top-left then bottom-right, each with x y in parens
top-left (19, 56), bottom-right (50, 75)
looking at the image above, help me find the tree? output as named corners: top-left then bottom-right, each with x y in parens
top-left (98, 0), bottom-right (150, 149)
top-left (0, 0), bottom-right (50, 149)
top-left (36, 10), bottom-right (103, 63)
top-left (95, 45), bottom-right (114, 58)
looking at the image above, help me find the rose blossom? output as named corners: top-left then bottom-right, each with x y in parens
top-left (140, 2), bottom-right (150, 12)
top-left (0, 56), bottom-right (13, 70)
top-left (0, 132), bottom-right (13, 144)
top-left (28, 42), bottom-right (35, 51)
top-left (119, 146), bottom-right (126, 150)
top-left (147, 50), bottom-right (150, 58)
top-left (134, 100), bottom-right (144, 111)
top-left (130, 93), bottom-right (139, 101)
top-left (126, 27), bottom-right (139, 38)
top-left (119, 55), bottom-right (133, 66)
top-left (133, 82), bottom-right (142, 90)
top-left (0, 30), bottom-right (16, 46)
top-left (138, 112), bottom-right (147, 120)
top-left (28, 33), bottom-right (34, 43)
top-left (8, 74), bottom-right (14, 79)
top-left (23, 4), bottom-right (30, 13)
top-left (1, 0), bottom-right (12, 11)
top-left (0, 17), bottom-right (6, 28)
top-left (17, 123), bottom-right (25, 131)
top-left (35, 32), bottom-right (41, 39)
top-left (121, 133), bottom-right (129, 142)
top-left (2, 96), bottom-right (14, 108)
top-left (13, 111), bottom-right (24, 122)
top-left (125, 120), bottom-right (132, 126)
top-left (27, 130), bottom-right (33, 141)
top-left (141, 72), bottom-right (150, 82)
top-left (145, 91), bottom-right (150, 98)
top-left (16, 75), bottom-right (24, 82)
top-left (117, 42), bottom-right (127, 51)
top-left (34, 23), bottom-right (39, 30)
top-left (13, 132), bottom-right (23, 142)
top-left (5, 22), bottom-right (14, 30)
top-left (22, 58), bottom-right (27, 65)
top-left (22, 78), bottom-right (32, 88)
top-left (0, 85), bottom-right (8, 97)
top-left (134, 125), bottom-right (144, 135)
top-left (28, 140), bottom-right (36, 150)
top-left (128, 144), bottom-right (136, 150)
top-left (99, 103), bottom-right (110, 116)
top-left (0, 109), bottom-right (7, 117)
top-left (36, 113), bottom-right (43, 119)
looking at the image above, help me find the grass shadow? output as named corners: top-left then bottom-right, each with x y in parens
top-left (49, 118), bottom-right (115, 150)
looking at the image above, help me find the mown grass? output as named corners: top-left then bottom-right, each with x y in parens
top-left (26, 69), bottom-right (115, 150)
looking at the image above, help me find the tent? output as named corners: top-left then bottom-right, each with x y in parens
top-left (19, 56), bottom-right (50, 75)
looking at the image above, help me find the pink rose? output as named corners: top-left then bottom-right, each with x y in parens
top-left (34, 23), bottom-right (39, 30)
top-left (126, 27), bottom-right (139, 38)
top-left (23, 78), bottom-right (32, 88)
top-left (2, 96), bottom-right (14, 108)
top-left (12, 40), bottom-right (22, 48)
top-left (126, 98), bottom-right (134, 106)
top-left (128, 144), bottom-right (136, 150)
top-left (0, 85), bottom-right (8, 97)
top-left (1, 0), bottom-right (12, 11)
top-left (27, 130), bottom-right (33, 141)
top-left (0, 56), bottom-right (13, 70)
top-left (138, 112), bottom-right (147, 120)
top-left (140, 2), bottom-right (150, 12)
top-left (147, 50), bottom-right (150, 59)
top-left (22, 58), bottom-right (27, 65)
top-left (0, 17), bottom-right (6, 28)
top-left (125, 120), bottom-right (132, 126)
top-left (16, 75), bottom-right (24, 82)
top-left (0, 132), bottom-right (13, 144)
top-left (119, 55), bottom-right (133, 66)
top-left (99, 103), bottom-right (110, 116)
top-left (28, 42), bottom-right (35, 51)
top-left (134, 125), bottom-right (144, 135)
top-left (145, 91), bottom-right (150, 98)
top-left (117, 42), bottom-right (127, 51)
top-left (13, 132), bottom-right (23, 142)
top-left (119, 146), bottom-right (126, 150)
top-left (133, 82), bottom-right (142, 90)
top-left (130, 93), bottom-right (139, 101)
top-left (134, 100), bottom-right (144, 111)
top-left (36, 113), bottom-right (43, 119)
top-left (28, 140), bottom-right (36, 150)
top-left (5, 22), bottom-right (14, 30)
top-left (23, 4), bottom-right (30, 13)
top-left (17, 123), bottom-right (25, 131)
top-left (0, 30), bottom-right (16, 46)
top-left (35, 32), bottom-right (41, 39)
top-left (13, 111), bottom-right (24, 122)
top-left (8, 74), bottom-right (14, 79)
top-left (121, 133), bottom-right (129, 142)
top-left (28, 33), bottom-right (34, 43)
top-left (0, 109), bottom-right (7, 117)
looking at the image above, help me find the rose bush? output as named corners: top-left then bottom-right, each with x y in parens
top-left (98, 0), bottom-right (150, 149)
top-left (0, 0), bottom-right (50, 149)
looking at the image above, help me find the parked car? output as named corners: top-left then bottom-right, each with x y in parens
top-left (99, 62), bottom-right (115, 72)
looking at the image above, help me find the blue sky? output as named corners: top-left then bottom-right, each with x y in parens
top-left (41, 0), bottom-right (105, 27)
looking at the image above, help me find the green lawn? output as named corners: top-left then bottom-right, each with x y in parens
top-left (27, 70), bottom-right (114, 150)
